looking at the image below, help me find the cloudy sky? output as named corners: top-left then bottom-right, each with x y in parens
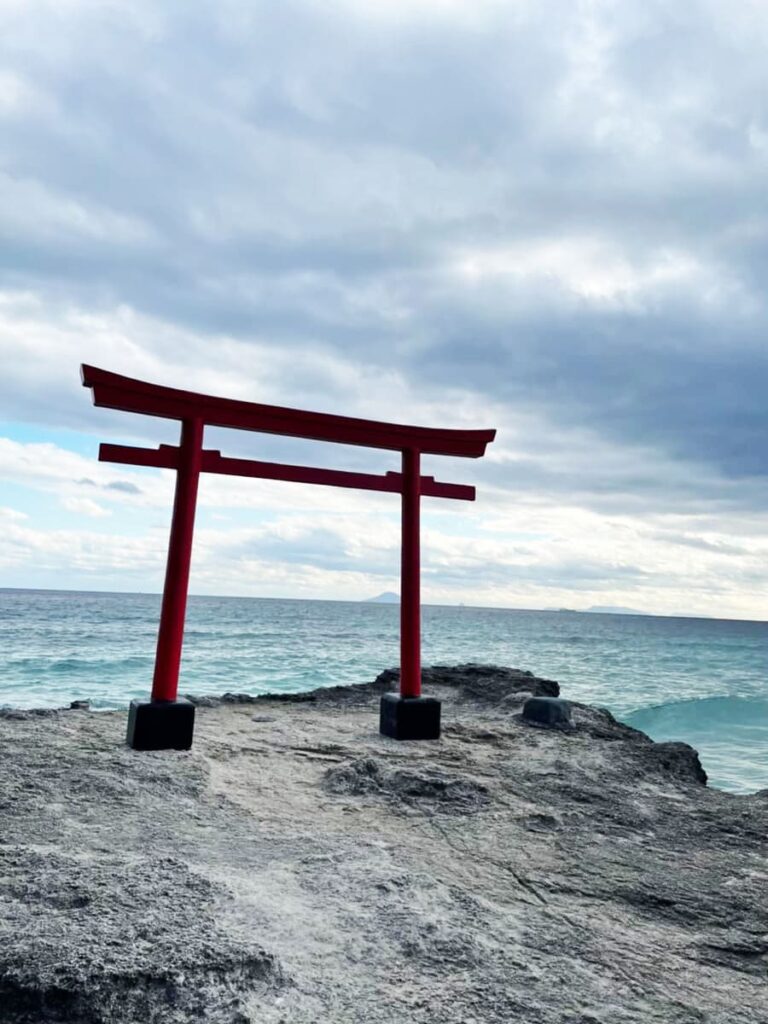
top-left (1, 0), bottom-right (767, 618)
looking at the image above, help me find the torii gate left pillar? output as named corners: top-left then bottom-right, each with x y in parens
top-left (81, 365), bottom-right (495, 750)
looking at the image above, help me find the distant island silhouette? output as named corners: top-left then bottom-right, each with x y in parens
top-left (365, 592), bottom-right (400, 604)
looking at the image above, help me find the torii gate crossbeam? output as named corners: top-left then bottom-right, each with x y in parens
top-left (81, 365), bottom-right (495, 749)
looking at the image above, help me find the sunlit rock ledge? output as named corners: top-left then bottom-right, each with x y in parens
top-left (1, 665), bottom-right (766, 1024)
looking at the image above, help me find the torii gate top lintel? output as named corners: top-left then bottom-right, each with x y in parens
top-left (81, 364), bottom-right (496, 458)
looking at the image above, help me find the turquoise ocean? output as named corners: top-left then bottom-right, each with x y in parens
top-left (1, 588), bottom-right (766, 795)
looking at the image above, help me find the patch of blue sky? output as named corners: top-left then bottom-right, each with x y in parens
top-left (0, 423), bottom-right (101, 458)
top-left (0, 481), bottom-right (42, 518)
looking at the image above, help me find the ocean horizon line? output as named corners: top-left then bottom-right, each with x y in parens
top-left (1, 586), bottom-right (763, 625)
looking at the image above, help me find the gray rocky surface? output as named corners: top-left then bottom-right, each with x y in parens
top-left (1, 663), bottom-right (766, 1023)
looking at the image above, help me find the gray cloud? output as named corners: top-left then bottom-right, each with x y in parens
top-left (105, 480), bottom-right (142, 495)
top-left (650, 533), bottom-right (750, 557)
top-left (1, 0), bottom-right (767, 518)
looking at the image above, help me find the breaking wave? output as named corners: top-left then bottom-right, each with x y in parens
top-left (623, 696), bottom-right (768, 794)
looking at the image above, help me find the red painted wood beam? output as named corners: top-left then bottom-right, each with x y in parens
top-left (98, 443), bottom-right (476, 501)
top-left (82, 365), bottom-right (495, 458)
top-left (400, 448), bottom-right (421, 698)
top-left (151, 419), bottom-right (203, 702)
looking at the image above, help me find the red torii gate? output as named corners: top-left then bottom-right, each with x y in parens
top-left (81, 365), bottom-right (495, 749)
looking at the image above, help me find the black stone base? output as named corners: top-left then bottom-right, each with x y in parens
top-left (126, 698), bottom-right (195, 751)
top-left (379, 693), bottom-right (441, 740)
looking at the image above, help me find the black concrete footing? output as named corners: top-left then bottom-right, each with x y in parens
top-left (126, 698), bottom-right (195, 750)
top-left (522, 696), bottom-right (572, 730)
top-left (379, 693), bottom-right (441, 740)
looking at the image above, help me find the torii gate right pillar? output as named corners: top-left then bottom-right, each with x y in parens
top-left (379, 447), bottom-right (441, 740)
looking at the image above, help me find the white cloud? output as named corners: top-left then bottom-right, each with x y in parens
top-left (0, 506), bottom-right (28, 522)
top-left (0, 173), bottom-right (158, 246)
top-left (0, 70), bottom-right (43, 115)
top-left (451, 238), bottom-right (741, 309)
top-left (60, 495), bottom-right (111, 518)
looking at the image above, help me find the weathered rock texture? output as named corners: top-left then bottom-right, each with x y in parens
top-left (1, 664), bottom-right (766, 1023)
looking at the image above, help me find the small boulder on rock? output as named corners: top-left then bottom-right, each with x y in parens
top-left (522, 696), bottom-right (573, 730)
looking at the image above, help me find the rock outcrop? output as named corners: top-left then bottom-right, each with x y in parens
top-left (1, 665), bottom-right (766, 1023)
